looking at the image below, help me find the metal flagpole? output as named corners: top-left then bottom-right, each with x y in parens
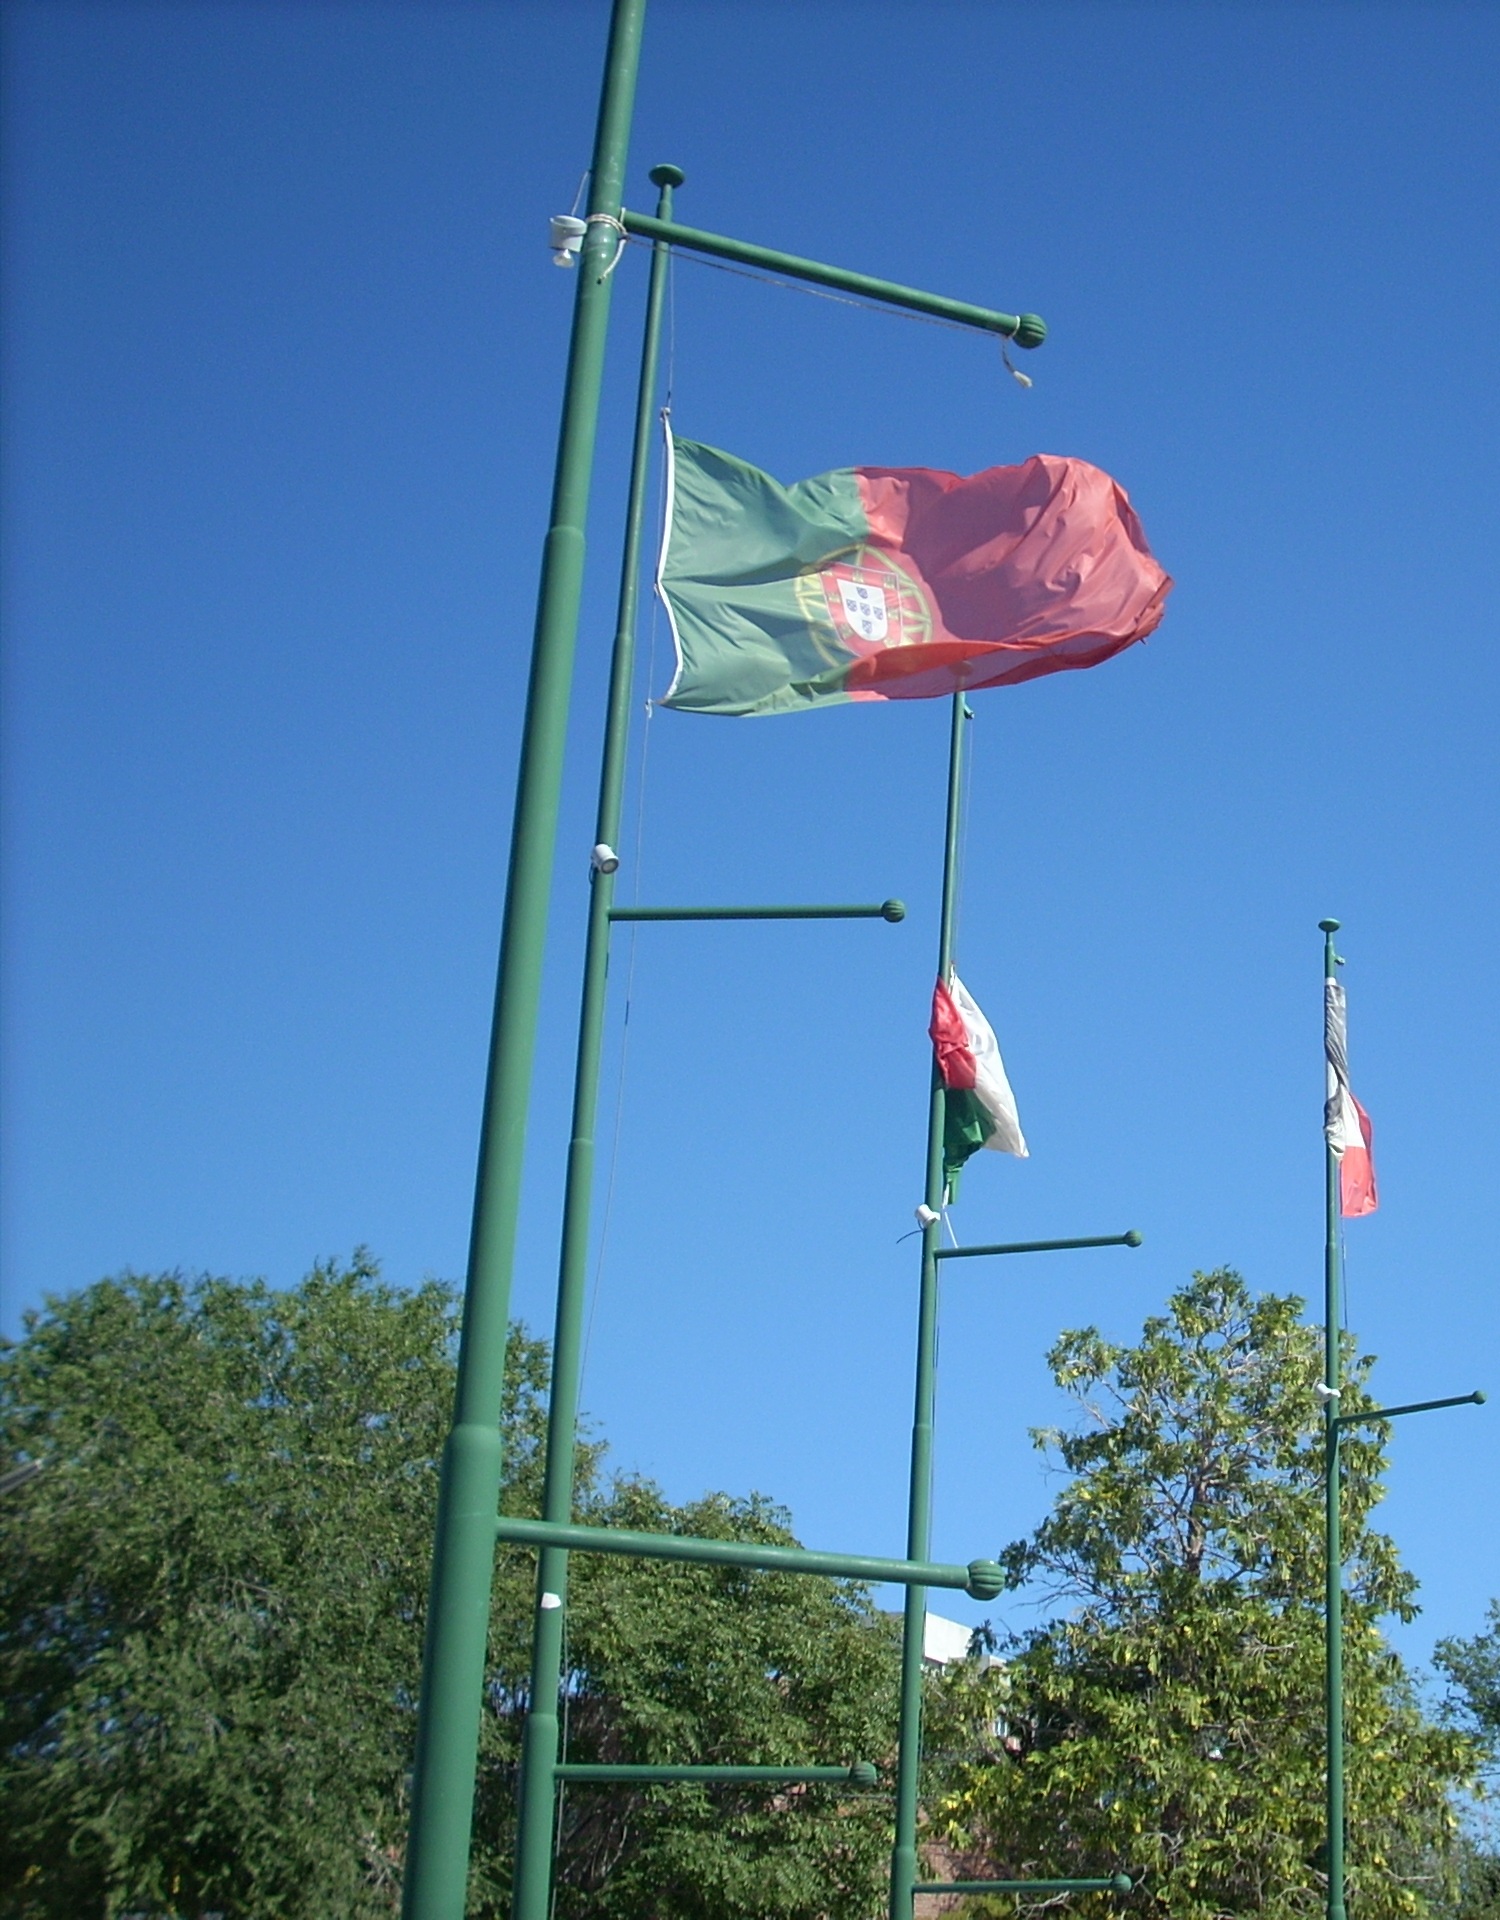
top-left (1319, 915), bottom-right (1346, 1920)
top-left (891, 693), bottom-right (970, 1920)
top-left (400, 5), bottom-right (647, 1914)
top-left (510, 160), bottom-right (681, 1920)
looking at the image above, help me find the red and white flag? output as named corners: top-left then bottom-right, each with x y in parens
top-left (1324, 977), bottom-right (1377, 1217)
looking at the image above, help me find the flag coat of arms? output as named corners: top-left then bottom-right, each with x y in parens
top-left (1324, 977), bottom-right (1377, 1217)
top-left (657, 435), bottom-right (1172, 717)
top-left (929, 973), bottom-right (1027, 1186)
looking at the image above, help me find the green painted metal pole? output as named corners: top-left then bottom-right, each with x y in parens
top-left (619, 210), bottom-right (1046, 346)
top-left (891, 695), bottom-right (970, 1920)
top-left (511, 159), bottom-right (679, 1920)
top-left (915, 1878), bottom-right (1134, 1898)
top-left (556, 1763), bottom-right (878, 1786)
top-left (1319, 917), bottom-right (1346, 1920)
top-left (610, 899), bottom-right (906, 922)
top-left (936, 1231), bottom-right (1143, 1261)
top-left (1334, 1391), bottom-right (1485, 1429)
top-left (399, 7), bottom-right (647, 1914)
top-left (495, 1513), bottom-right (1005, 1598)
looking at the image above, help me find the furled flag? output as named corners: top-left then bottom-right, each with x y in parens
top-left (657, 435), bottom-right (1172, 717)
top-left (1324, 976), bottom-right (1378, 1217)
top-left (929, 973), bottom-right (1027, 1188)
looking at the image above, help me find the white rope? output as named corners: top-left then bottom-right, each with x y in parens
top-left (585, 212), bottom-right (628, 278)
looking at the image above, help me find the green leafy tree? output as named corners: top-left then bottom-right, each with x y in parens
top-left (1438, 1602), bottom-right (1500, 1763)
top-left (927, 1270), bottom-right (1478, 1920)
top-left (2, 1262), bottom-right (897, 1919)
top-left (1436, 1603), bottom-right (1500, 1920)
top-left (553, 1480), bottom-right (899, 1920)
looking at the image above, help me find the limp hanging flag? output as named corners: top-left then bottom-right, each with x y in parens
top-left (658, 435), bottom-right (1172, 717)
top-left (1324, 976), bottom-right (1378, 1217)
top-left (930, 973), bottom-right (1027, 1186)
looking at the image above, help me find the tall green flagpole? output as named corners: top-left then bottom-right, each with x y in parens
top-left (1320, 915), bottom-right (1347, 1920)
top-left (400, 6), bottom-right (647, 1914)
top-left (891, 694), bottom-right (969, 1920)
top-left (510, 162), bottom-right (681, 1920)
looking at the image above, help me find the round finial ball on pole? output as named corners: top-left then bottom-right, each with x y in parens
top-left (966, 1559), bottom-right (1005, 1601)
top-left (1012, 313), bottom-right (1047, 350)
top-left (649, 163), bottom-right (686, 189)
top-left (881, 899), bottom-right (907, 923)
top-left (847, 1761), bottom-right (879, 1788)
top-left (1124, 1230), bottom-right (1144, 1247)
top-left (1319, 918), bottom-right (1341, 933)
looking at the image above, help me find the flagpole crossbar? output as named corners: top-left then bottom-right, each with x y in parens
top-left (619, 211), bottom-right (1045, 345)
top-left (914, 1878), bottom-right (1134, 1897)
top-left (609, 900), bottom-right (905, 923)
top-left (494, 1515), bottom-right (1006, 1600)
top-left (555, 1762), bottom-right (878, 1786)
top-left (1333, 1390), bottom-right (1484, 1430)
top-left (936, 1231), bottom-right (1143, 1262)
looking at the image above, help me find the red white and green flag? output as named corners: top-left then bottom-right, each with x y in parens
top-left (929, 973), bottom-right (1027, 1188)
top-left (1324, 977), bottom-right (1378, 1217)
top-left (658, 435), bottom-right (1172, 717)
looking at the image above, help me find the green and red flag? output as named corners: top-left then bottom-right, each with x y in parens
top-left (930, 973), bottom-right (1027, 1188)
top-left (658, 435), bottom-right (1171, 717)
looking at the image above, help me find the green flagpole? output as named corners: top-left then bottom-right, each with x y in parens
top-left (510, 160), bottom-right (681, 1920)
top-left (1319, 916), bottom-right (1347, 1920)
top-left (400, 6), bottom-right (647, 1914)
top-left (891, 693), bottom-right (969, 1920)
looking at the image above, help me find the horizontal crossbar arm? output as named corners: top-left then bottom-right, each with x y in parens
top-left (620, 210), bottom-right (1045, 346)
top-left (915, 1877), bottom-right (1133, 1897)
top-left (494, 1515), bottom-right (1004, 1599)
top-left (555, 1762), bottom-right (878, 1786)
top-left (1334, 1389), bottom-right (1485, 1429)
top-left (937, 1231), bottom-right (1143, 1262)
top-left (609, 900), bottom-right (905, 923)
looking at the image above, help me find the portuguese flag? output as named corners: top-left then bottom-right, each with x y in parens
top-left (929, 973), bottom-right (1027, 1188)
top-left (658, 435), bottom-right (1171, 717)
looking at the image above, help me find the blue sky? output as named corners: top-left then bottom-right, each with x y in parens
top-left (4, 0), bottom-right (1498, 1674)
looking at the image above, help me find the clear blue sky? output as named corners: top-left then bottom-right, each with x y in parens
top-left (4, 0), bottom-right (1497, 1674)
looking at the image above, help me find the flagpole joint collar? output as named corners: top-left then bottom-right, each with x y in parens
top-left (649, 163), bottom-right (686, 190)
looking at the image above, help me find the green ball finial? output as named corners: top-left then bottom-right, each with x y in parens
top-left (966, 1558), bottom-right (1005, 1601)
top-left (1319, 918), bottom-right (1341, 933)
top-left (881, 899), bottom-right (906, 923)
top-left (847, 1760), bottom-right (879, 1788)
top-left (1111, 1875), bottom-right (1134, 1895)
top-left (649, 163), bottom-right (686, 189)
top-left (1124, 1230), bottom-right (1144, 1248)
top-left (1013, 313), bottom-right (1047, 350)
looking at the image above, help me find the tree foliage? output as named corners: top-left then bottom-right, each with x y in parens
top-left (1438, 1601), bottom-right (1500, 1764)
top-left (927, 1270), bottom-right (1478, 1920)
top-left (1, 1262), bottom-right (897, 1920)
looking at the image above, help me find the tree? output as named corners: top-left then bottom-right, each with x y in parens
top-left (1438, 1602), bottom-right (1500, 1764)
top-left (926, 1271), bottom-right (1478, 1920)
top-left (552, 1480), bottom-right (899, 1920)
top-left (2, 1261), bottom-right (897, 1919)
top-left (1435, 1603), bottom-right (1500, 1920)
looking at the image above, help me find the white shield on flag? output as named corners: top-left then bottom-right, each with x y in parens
top-left (836, 576), bottom-right (890, 642)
